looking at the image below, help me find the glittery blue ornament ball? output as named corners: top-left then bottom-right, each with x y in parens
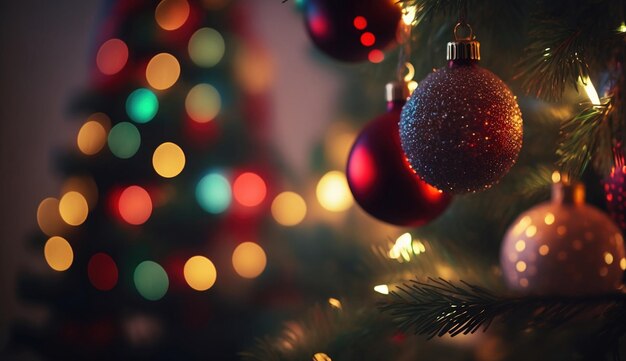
top-left (399, 63), bottom-right (523, 193)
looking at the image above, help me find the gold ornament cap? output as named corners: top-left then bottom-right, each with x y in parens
top-left (447, 23), bottom-right (480, 61)
top-left (385, 81), bottom-right (409, 102)
top-left (551, 181), bottom-right (585, 205)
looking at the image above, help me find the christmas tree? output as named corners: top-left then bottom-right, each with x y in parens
top-left (9, 0), bottom-right (626, 360)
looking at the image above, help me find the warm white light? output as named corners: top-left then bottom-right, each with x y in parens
top-left (578, 76), bottom-right (601, 106)
top-left (402, 5), bottom-right (417, 25)
top-left (374, 284), bottom-right (389, 295)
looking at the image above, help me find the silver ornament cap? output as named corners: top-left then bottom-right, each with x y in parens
top-left (446, 23), bottom-right (480, 61)
top-left (385, 81), bottom-right (410, 102)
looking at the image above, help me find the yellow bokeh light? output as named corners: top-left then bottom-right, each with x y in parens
top-left (604, 252), bottom-right (614, 265)
top-left (515, 240), bottom-right (526, 252)
top-left (515, 261), bottom-right (527, 272)
top-left (146, 53), bottom-right (181, 90)
top-left (152, 142), bottom-right (186, 178)
top-left (323, 122), bottom-right (357, 168)
top-left (551, 171), bottom-right (561, 183)
top-left (61, 176), bottom-right (98, 209)
top-left (328, 298), bottom-right (342, 309)
top-left (44, 236), bottom-right (73, 271)
top-left (155, 0), bottom-right (190, 31)
top-left (271, 192), bottom-right (307, 226)
top-left (313, 353), bottom-right (332, 361)
top-left (544, 212), bottom-right (555, 225)
top-left (525, 225), bottom-right (537, 237)
top-left (59, 191), bottom-right (88, 226)
top-left (77, 120), bottom-right (107, 155)
top-left (316, 171), bottom-right (353, 212)
top-left (37, 198), bottom-right (68, 236)
top-left (539, 244), bottom-right (550, 256)
top-left (184, 256), bottom-right (217, 291)
top-left (188, 27), bottom-right (225, 67)
top-left (620, 258), bottom-right (626, 270)
top-left (185, 83), bottom-right (221, 123)
top-left (232, 242), bottom-right (267, 279)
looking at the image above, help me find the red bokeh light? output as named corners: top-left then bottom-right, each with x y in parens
top-left (88, 253), bottom-right (118, 291)
top-left (118, 185), bottom-right (152, 225)
top-left (233, 172), bottom-right (267, 207)
top-left (368, 49), bottom-right (384, 63)
top-left (353, 16), bottom-right (367, 30)
top-left (96, 39), bottom-right (128, 75)
top-left (360, 32), bottom-right (376, 47)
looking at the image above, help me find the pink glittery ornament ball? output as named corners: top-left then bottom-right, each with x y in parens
top-left (603, 152), bottom-right (626, 233)
top-left (501, 182), bottom-right (625, 296)
top-left (399, 62), bottom-right (523, 194)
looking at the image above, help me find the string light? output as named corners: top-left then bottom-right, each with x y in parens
top-left (118, 185), bottom-right (152, 225)
top-left (44, 236), bottom-right (73, 271)
top-left (146, 53), bottom-right (180, 90)
top-left (77, 120), bottom-right (107, 155)
top-left (196, 172), bottom-right (231, 214)
top-left (155, 0), bottom-right (190, 31)
top-left (271, 192), bottom-right (307, 226)
top-left (232, 242), bottom-right (267, 279)
top-left (373, 284), bottom-right (389, 295)
top-left (188, 27), bottom-right (225, 67)
top-left (184, 256), bottom-right (217, 291)
top-left (578, 75), bottom-right (601, 106)
top-left (316, 171), bottom-right (353, 212)
top-left (232, 172), bottom-right (266, 207)
top-left (59, 191), bottom-right (89, 226)
top-left (126, 88), bottom-right (159, 123)
top-left (96, 38), bottom-right (128, 75)
top-left (185, 83), bottom-right (221, 123)
top-left (134, 261), bottom-right (169, 301)
top-left (152, 142), bottom-right (186, 178)
top-left (108, 122), bottom-right (141, 159)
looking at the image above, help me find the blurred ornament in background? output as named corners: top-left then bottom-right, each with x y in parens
top-left (303, 0), bottom-right (401, 62)
top-left (603, 148), bottom-right (626, 233)
top-left (347, 82), bottom-right (451, 226)
top-left (400, 24), bottom-right (522, 193)
top-left (501, 180), bottom-right (625, 295)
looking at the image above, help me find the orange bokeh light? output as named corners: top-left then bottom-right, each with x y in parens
top-left (233, 172), bottom-right (267, 207)
top-left (118, 185), bottom-right (152, 225)
top-left (155, 0), bottom-right (190, 31)
top-left (368, 49), bottom-right (384, 63)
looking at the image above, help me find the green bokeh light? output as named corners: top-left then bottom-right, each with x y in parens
top-left (108, 122), bottom-right (140, 159)
top-left (196, 172), bottom-right (232, 214)
top-left (188, 28), bottom-right (225, 68)
top-left (126, 88), bottom-right (158, 123)
top-left (133, 260), bottom-right (169, 301)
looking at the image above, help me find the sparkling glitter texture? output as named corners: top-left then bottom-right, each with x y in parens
top-left (500, 183), bottom-right (625, 296)
top-left (399, 62), bottom-right (523, 193)
top-left (603, 152), bottom-right (626, 233)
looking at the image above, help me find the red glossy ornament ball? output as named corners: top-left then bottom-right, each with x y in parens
top-left (304, 0), bottom-right (401, 62)
top-left (399, 38), bottom-right (523, 193)
top-left (346, 83), bottom-right (452, 226)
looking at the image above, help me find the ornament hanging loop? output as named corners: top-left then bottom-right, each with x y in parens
top-left (453, 22), bottom-right (473, 41)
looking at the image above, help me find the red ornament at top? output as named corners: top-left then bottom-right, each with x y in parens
top-left (303, 0), bottom-right (401, 62)
top-left (346, 82), bottom-right (452, 226)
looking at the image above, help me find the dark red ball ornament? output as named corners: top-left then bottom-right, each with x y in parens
top-left (303, 0), bottom-right (401, 62)
top-left (399, 26), bottom-right (523, 193)
top-left (603, 151), bottom-right (626, 233)
top-left (347, 82), bottom-right (452, 226)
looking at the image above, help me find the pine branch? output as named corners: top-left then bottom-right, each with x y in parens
top-left (380, 278), bottom-right (626, 340)
top-left (556, 103), bottom-right (611, 178)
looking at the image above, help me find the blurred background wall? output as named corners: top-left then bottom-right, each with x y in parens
top-left (0, 0), bottom-right (341, 354)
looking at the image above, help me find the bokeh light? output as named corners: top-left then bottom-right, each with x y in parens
top-left (155, 0), bottom-right (190, 31)
top-left (316, 171), bottom-right (353, 212)
top-left (185, 83), bottom-right (221, 123)
top-left (234, 43), bottom-right (274, 94)
top-left (196, 172), bottom-right (231, 214)
top-left (108, 122), bottom-right (141, 159)
top-left (271, 192), bottom-right (306, 226)
top-left (96, 38), bottom-right (128, 75)
top-left (88, 253), bottom-right (118, 291)
top-left (368, 49), bottom-right (384, 63)
top-left (232, 242), bottom-right (266, 279)
top-left (233, 172), bottom-right (266, 207)
top-left (183, 256), bottom-right (217, 291)
top-left (44, 236), bottom-right (73, 271)
top-left (360, 32), bottom-right (375, 46)
top-left (353, 16), bottom-right (367, 30)
top-left (152, 142), bottom-right (185, 178)
top-left (118, 185), bottom-right (152, 225)
top-left (188, 27), bottom-right (225, 67)
top-left (134, 261), bottom-right (169, 301)
top-left (146, 53), bottom-right (180, 90)
top-left (77, 120), bottom-right (107, 155)
top-left (126, 88), bottom-right (159, 123)
top-left (37, 198), bottom-right (68, 236)
top-left (61, 176), bottom-right (98, 209)
top-left (59, 191), bottom-right (89, 226)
